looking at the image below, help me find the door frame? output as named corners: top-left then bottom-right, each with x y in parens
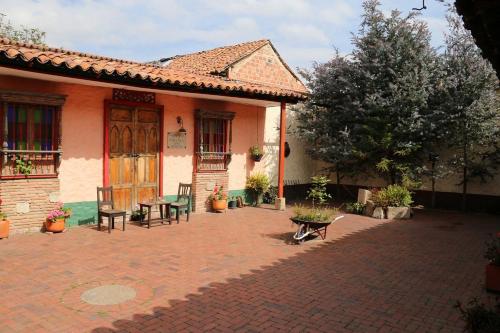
top-left (103, 99), bottom-right (164, 198)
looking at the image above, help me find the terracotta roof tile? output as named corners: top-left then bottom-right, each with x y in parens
top-left (0, 37), bottom-right (307, 101)
top-left (162, 39), bottom-right (270, 75)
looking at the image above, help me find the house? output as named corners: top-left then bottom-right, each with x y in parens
top-left (0, 38), bottom-right (308, 233)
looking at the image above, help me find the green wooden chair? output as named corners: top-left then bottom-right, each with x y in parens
top-left (170, 183), bottom-right (192, 223)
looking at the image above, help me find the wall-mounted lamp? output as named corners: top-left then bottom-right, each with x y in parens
top-left (176, 116), bottom-right (187, 133)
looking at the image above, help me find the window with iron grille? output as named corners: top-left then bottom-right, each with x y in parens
top-left (196, 110), bottom-right (235, 172)
top-left (1, 91), bottom-right (65, 179)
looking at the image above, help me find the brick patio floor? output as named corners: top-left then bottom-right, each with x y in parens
top-left (0, 207), bottom-right (498, 332)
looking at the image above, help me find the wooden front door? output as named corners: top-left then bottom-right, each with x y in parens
top-left (108, 105), bottom-right (160, 211)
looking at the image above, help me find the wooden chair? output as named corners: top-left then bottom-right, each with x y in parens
top-left (170, 183), bottom-right (192, 223)
top-left (97, 186), bottom-right (127, 233)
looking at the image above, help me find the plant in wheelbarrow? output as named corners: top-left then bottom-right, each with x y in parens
top-left (290, 175), bottom-right (343, 244)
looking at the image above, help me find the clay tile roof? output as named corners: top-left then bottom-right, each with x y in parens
top-left (162, 39), bottom-right (270, 75)
top-left (0, 37), bottom-right (307, 101)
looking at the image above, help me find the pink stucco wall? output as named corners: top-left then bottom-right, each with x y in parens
top-left (0, 74), bottom-right (266, 202)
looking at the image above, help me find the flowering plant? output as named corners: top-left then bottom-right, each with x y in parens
top-left (209, 185), bottom-right (227, 201)
top-left (47, 202), bottom-right (72, 222)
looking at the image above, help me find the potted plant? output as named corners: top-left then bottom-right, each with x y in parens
top-left (130, 205), bottom-right (147, 221)
top-left (245, 172), bottom-right (270, 206)
top-left (372, 185), bottom-right (412, 219)
top-left (209, 185), bottom-right (227, 212)
top-left (0, 211), bottom-right (9, 239)
top-left (485, 234), bottom-right (500, 292)
top-left (45, 202), bottom-right (71, 233)
top-left (228, 197), bottom-right (237, 209)
top-left (249, 145), bottom-right (264, 162)
top-left (456, 298), bottom-right (500, 332)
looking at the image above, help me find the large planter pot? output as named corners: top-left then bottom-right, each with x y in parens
top-left (212, 199), bottom-right (227, 212)
top-left (386, 206), bottom-right (411, 219)
top-left (45, 217), bottom-right (65, 233)
top-left (0, 219), bottom-right (10, 239)
top-left (228, 200), bottom-right (237, 209)
top-left (486, 263), bottom-right (500, 292)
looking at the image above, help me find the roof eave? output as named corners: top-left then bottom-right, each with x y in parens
top-left (0, 56), bottom-right (307, 104)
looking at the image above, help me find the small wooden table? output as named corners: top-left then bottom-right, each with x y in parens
top-left (139, 201), bottom-right (171, 229)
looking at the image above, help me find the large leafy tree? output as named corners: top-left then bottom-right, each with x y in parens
top-left (297, 0), bottom-right (438, 187)
top-left (440, 11), bottom-right (499, 211)
top-left (351, 1), bottom-right (438, 186)
top-left (295, 54), bottom-right (363, 195)
top-left (0, 13), bottom-right (46, 44)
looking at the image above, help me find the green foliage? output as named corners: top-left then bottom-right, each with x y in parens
top-left (306, 175), bottom-right (331, 207)
top-left (484, 235), bottom-right (500, 266)
top-left (437, 11), bottom-right (500, 210)
top-left (345, 202), bottom-right (365, 215)
top-left (0, 13), bottom-right (46, 44)
top-left (245, 172), bottom-right (270, 195)
top-left (263, 185), bottom-right (278, 204)
top-left (249, 145), bottom-right (263, 158)
top-left (208, 185), bottom-right (227, 201)
top-left (0, 212), bottom-right (7, 220)
top-left (455, 298), bottom-right (500, 333)
top-left (372, 185), bottom-right (412, 207)
top-left (15, 158), bottom-right (32, 176)
top-left (292, 205), bottom-right (338, 223)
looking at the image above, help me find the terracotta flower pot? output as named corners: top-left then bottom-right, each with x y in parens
top-left (486, 264), bottom-right (500, 292)
top-left (0, 219), bottom-right (10, 239)
top-left (45, 217), bottom-right (65, 233)
top-left (212, 199), bottom-right (227, 212)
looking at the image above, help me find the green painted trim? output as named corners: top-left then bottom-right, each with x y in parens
top-left (65, 201), bottom-right (97, 227)
top-left (64, 191), bottom-right (249, 228)
top-left (228, 189), bottom-right (251, 204)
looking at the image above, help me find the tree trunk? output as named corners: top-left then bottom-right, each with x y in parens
top-left (462, 165), bottom-right (467, 212)
top-left (336, 169), bottom-right (341, 199)
top-left (461, 139), bottom-right (468, 212)
top-left (431, 160), bottom-right (436, 208)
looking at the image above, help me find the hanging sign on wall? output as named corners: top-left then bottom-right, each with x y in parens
top-left (167, 132), bottom-right (187, 149)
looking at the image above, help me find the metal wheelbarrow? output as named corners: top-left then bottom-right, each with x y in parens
top-left (291, 215), bottom-right (344, 244)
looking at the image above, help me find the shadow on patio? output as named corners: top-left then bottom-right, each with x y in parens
top-left (90, 210), bottom-right (497, 333)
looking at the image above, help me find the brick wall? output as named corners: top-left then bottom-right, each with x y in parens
top-left (229, 44), bottom-right (305, 92)
top-left (0, 178), bottom-right (60, 233)
top-left (192, 172), bottom-right (229, 212)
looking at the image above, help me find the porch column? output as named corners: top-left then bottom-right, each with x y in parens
top-left (276, 100), bottom-right (286, 210)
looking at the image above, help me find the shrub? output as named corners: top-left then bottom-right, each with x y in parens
top-left (485, 235), bottom-right (500, 266)
top-left (372, 185), bottom-right (412, 207)
top-left (246, 173), bottom-right (270, 205)
top-left (245, 172), bottom-right (270, 194)
top-left (263, 185), bottom-right (278, 204)
top-left (456, 298), bottom-right (500, 333)
top-left (292, 205), bottom-right (338, 223)
top-left (306, 175), bottom-right (332, 207)
top-left (346, 202), bottom-right (365, 215)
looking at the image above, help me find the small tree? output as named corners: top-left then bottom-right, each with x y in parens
top-left (306, 176), bottom-right (331, 207)
top-left (0, 13), bottom-right (46, 44)
top-left (440, 11), bottom-right (499, 211)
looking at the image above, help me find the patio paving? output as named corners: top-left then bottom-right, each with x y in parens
top-left (0, 207), bottom-right (498, 332)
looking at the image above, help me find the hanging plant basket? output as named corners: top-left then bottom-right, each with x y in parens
top-left (251, 153), bottom-right (263, 162)
top-left (249, 145), bottom-right (263, 162)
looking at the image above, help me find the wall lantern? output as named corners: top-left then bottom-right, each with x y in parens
top-left (176, 116), bottom-right (186, 133)
top-left (284, 142), bottom-right (291, 158)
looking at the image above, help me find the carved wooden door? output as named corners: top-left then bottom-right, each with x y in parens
top-left (109, 106), bottom-right (160, 211)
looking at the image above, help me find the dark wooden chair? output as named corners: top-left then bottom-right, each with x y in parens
top-left (97, 186), bottom-right (127, 233)
top-left (170, 183), bottom-right (192, 223)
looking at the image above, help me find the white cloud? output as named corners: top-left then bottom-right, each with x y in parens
top-left (277, 24), bottom-right (329, 45)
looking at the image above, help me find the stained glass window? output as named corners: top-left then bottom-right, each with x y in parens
top-left (5, 103), bottom-right (56, 151)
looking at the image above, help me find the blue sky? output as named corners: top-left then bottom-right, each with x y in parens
top-left (0, 0), bottom-right (450, 71)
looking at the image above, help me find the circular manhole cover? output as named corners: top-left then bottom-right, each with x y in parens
top-left (81, 284), bottom-right (136, 305)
